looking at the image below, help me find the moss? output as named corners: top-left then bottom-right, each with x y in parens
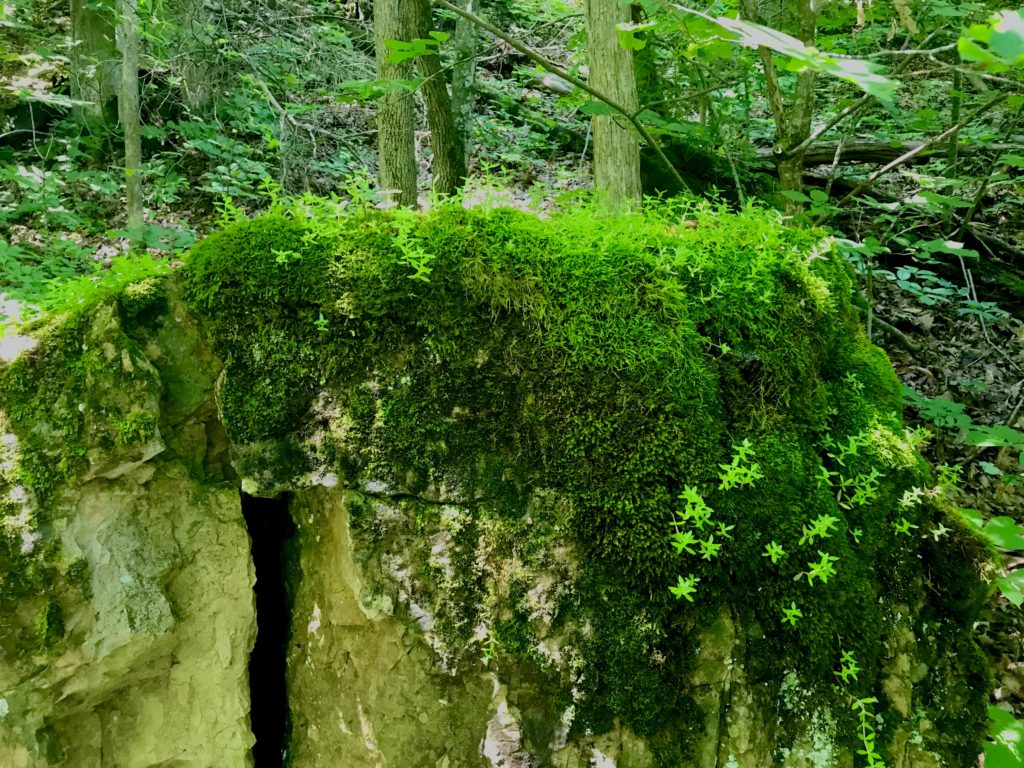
top-left (173, 198), bottom-right (989, 755)
top-left (113, 410), bottom-right (157, 447)
top-left (35, 597), bottom-right (64, 648)
top-left (118, 276), bottom-right (166, 318)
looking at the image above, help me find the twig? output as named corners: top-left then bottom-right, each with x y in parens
top-left (815, 93), bottom-right (1008, 226)
top-left (855, 305), bottom-right (921, 352)
top-left (783, 29), bottom-right (944, 159)
top-left (432, 0), bottom-right (691, 192)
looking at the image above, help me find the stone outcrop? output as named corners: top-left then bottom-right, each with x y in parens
top-left (0, 204), bottom-right (994, 766)
top-left (0, 289), bottom-right (253, 767)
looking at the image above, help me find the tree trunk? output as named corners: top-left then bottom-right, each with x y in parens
top-left (70, 0), bottom-right (119, 124)
top-left (451, 0), bottom-right (478, 160)
top-left (583, 0), bottom-right (642, 206)
top-left (374, 0), bottom-right (418, 207)
top-left (413, 0), bottom-right (467, 196)
top-left (116, 0), bottom-right (143, 235)
top-left (745, 0), bottom-right (817, 215)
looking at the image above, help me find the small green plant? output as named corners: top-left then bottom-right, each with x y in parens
top-left (698, 535), bottom-right (722, 561)
top-left (273, 248), bottom-right (302, 265)
top-left (799, 513), bottom-right (840, 546)
top-left (763, 540), bottom-right (786, 564)
top-left (852, 697), bottom-right (887, 768)
top-left (892, 517), bottom-right (918, 537)
top-left (718, 439), bottom-right (764, 490)
top-left (392, 213), bottom-right (436, 282)
top-left (835, 650), bottom-right (861, 684)
top-left (669, 574), bottom-right (700, 602)
top-left (678, 485), bottom-right (714, 529)
top-left (806, 551), bottom-right (839, 586)
top-left (113, 411), bottom-right (157, 447)
top-left (781, 602), bottom-right (803, 626)
top-left (671, 529), bottom-right (698, 555)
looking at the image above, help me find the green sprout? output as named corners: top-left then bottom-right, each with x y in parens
top-left (669, 574), bottom-right (700, 602)
top-left (799, 513), bottom-right (839, 546)
top-left (699, 535), bottom-right (722, 561)
top-left (835, 650), bottom-right (861, 684)
top-left (678, 485), bottom-right (714, 530)
top-left (671, 530), bottom-right (698, 555)
top-left (893, 517), bottom-right (919, 536)
top-left (807, 551), bottom-right (839, 585)
top-left (781, 602), bottom-right (803, 626)
top-left (763, 540), bottom-right (786, 564)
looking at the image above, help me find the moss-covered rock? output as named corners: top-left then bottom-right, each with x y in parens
top-left (0, 199), bottom-right (994, 766)
top-left (0, 288), bottom-right (254, 767)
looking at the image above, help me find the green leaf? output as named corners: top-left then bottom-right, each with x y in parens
top-left (966, 424), bottom-right (1024, 450)
top-left (983, 517), bottom-right (1024, 551)
top-left (980, 461), bottom-right (1004, 476)
top-left (667, 9), bottom-right (899, 103)
top-left (986, 706), bottom-right (1024, 767)
top-left (617, 20), bottom-right (656, 51)
top-left (958, 36), bottom-right (1001, 66)
top-left (579, 100), bottom-right (620, 117)
top-left (989, 12), bottom-right (1024, 63)
top-left (959, 507), bottom-right (985, 530)
top-left (1000, 154), bottom-right (1024, 169)
top-left (996, 571), bottom-right (1024, 607)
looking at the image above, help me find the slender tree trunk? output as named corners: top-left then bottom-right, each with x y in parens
top-left (413, 0), bottom-right (466, 195)
top-left (584, 0), bottom-right (642, 206)
top-left (374, 0), bottom-right (418, 207)
top-left (70, 0), bottom-right (119, 124)
top-left (745, 0), bottom-right (817, 215)
top-left (451, 0), bottom-right (478, 160)
top-left (116, 0), bottom-right (143, 234)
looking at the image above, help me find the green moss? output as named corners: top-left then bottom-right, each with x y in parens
top-left (35, 597), bottom-right (64, 648)
top-left (170, 198), bottom-right (987, 755)
top-left (118, 276), bottom-right (166, 318)
top-left (113, 410), bottom-right (157, 447)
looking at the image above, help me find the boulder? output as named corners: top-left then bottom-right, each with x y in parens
top-left (0, 202), bottom-right (993, 766)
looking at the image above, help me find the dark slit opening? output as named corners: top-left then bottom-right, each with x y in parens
top-left (242, 492), bottom-right (296, 768)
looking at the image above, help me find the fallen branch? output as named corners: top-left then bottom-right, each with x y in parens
top-left (757, 139), bottom-right (1023, 166)
top-left (815, 93), bottom-right (1008, 226)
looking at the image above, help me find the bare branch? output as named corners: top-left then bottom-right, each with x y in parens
top-left (814, 93), bottom-right (1008, 226)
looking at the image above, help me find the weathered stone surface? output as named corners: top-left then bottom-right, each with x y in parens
top-left (0, 466), bottom-right (254, 767)
top-left (0, 292), bottom-right (255, 767)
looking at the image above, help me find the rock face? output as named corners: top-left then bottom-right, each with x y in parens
top-left (0, 289), bottom-right (254, 767)
top-left (0, 204), bottom-right (993, 766)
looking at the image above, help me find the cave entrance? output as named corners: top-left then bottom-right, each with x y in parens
top-left (242, 492), bottom-right (297, 768)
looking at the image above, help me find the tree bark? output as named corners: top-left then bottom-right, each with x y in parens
top-left (374, 0), bottom-right (418, 207)
top-left (451, 0), bottom-right (478, 160)
top-left (413, 0), bottom-right (467, 196)
top-left (70, 0), bottom-right (119, 124)
top-left (116, 0), bottom-right (143, 235)
top-left (584, 0), bottom-right (642, 206)
top-left (744, 0), bottom-right (817, 215)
